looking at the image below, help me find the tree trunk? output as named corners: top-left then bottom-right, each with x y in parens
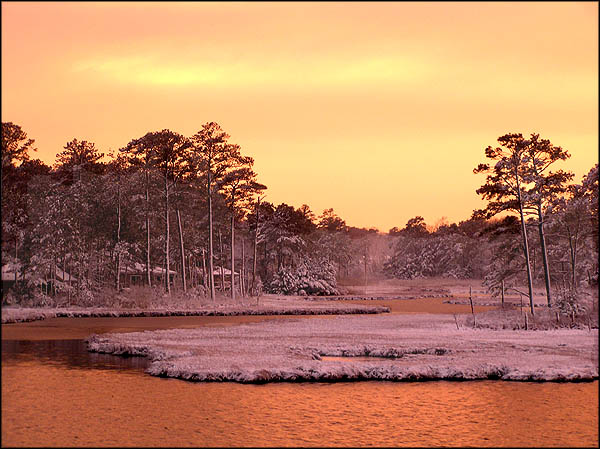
top-left (63, 254), bottom-right (67, 298)
top-left (14, 239), bottom-right (18, 283)
top-left (241, 237), bottom-right (246, 297)
top-left (190, 255), bottom-right (194, 288)
top-left (95, 241), bottom-right (100, 290)
top-left (207, 171), bottom-right (216, 301)
top-left (277, 242), bottom-right (282, 272)
top-left (202, 248), bottom-right (208, 290)
top-left (52, 256), bottom-right (57, 297)
top-left (87, 243), bottom-right (92, 290)
top-left (515, 166), bottom-right (535, 315)
top-left (252, 197), bottom-right (260, 294)
top-left (230, 205), bottom-right (236, 301)
top-left (219, 229), bottom-right (225, 292)
top-left (364, 241), bottom-right (368, 295)
top-left (176, 208), bottom-right (187, 292)
top-left (145, 169), bottom-right (152, 287)
top-left (116, 180), bottom-right (122, 292)
top-left (567, 221), bottom-right (580, 290)
top-left (77, 261), bottom-right (81, 301)
top-left (164, 168), bottom-right (171, 295)
top-left (572, 232), bottom-right (578, 290)
top-left (67, 251), bottom-right (72, 304)
top-left (567, 227), bottom-right (575, 288)
top-left (188, 254), bottom-right (193, 289)
top-left (537, 203), bottom-right (552, 306)
top-left (263, 240), bottom-right (268, 281)
top-left (532, 244), bottom-right (536, 279)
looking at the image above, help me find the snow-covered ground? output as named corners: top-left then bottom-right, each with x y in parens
top-left (1, 295), bottom-right (390, 324)
top-left (86, 313), bottom-right (598, 383)
top-left (307, 293), bottom-right (452, 301)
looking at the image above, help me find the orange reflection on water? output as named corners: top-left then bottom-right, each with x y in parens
top-left (2, 359), bottom-right (598, 447)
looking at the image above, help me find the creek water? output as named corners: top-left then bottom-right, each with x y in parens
top-left (2, 335), bottom-right (598, 447)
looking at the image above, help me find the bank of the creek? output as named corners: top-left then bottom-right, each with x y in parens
top-left (1, 314), bottom-right (309, 340)
top-left (0, 297), bottom-right (496, 340)
top-left (2, 297), bottom-right (598, 447)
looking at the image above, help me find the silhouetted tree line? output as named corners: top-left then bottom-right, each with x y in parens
top-left (1, 121), bottom-right (385, 305)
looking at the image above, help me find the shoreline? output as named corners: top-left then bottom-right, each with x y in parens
top-left (1, 314), bottom-right (345, 341)
top-left (86, 313), bottom-right (599, 384)
top-left (0, 296), bottom-right (391, 325)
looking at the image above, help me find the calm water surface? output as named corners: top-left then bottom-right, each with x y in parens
top-left (2, 338), bottom-right (598, 447)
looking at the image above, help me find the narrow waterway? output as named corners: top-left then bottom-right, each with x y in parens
top-left (2, 315), bottom-right (598, 447)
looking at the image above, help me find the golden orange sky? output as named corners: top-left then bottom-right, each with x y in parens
top-left (2, 2), bottom-right (598, 232)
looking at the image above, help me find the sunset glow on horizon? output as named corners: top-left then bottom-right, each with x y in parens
top-left (2, 1), bottom-right (598, 231)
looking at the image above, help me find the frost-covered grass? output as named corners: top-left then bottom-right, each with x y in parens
top-left (86, 313), bottom-right (599, 383)
top-left (1, 307), bottom-right (52, 324)
top-left (1, 295), bottom-right (390, 324)
top-left (339, 278), bottom-right (549, 306)
top-left (466, 307), bottom-right (598, 331)
top-left (342, 278), bottom-right (563, 307)
top-left (341, 278), bottom-right (457, 296)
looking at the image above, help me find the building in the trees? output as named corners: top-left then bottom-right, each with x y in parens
top-left (120, 262), bottom-right (177, 287)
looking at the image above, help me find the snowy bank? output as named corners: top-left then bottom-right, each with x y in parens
top-left (86, 313), bottom-right (599, 383)
top-left (307, 294), bottom-right (452, 301)
top-left (1, 298), bottom-right (390, 324)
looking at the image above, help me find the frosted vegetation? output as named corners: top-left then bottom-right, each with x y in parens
top-left (86, 314), bottom-right (598, 383)
top-left (2, 123), bottom-right (598, 330)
